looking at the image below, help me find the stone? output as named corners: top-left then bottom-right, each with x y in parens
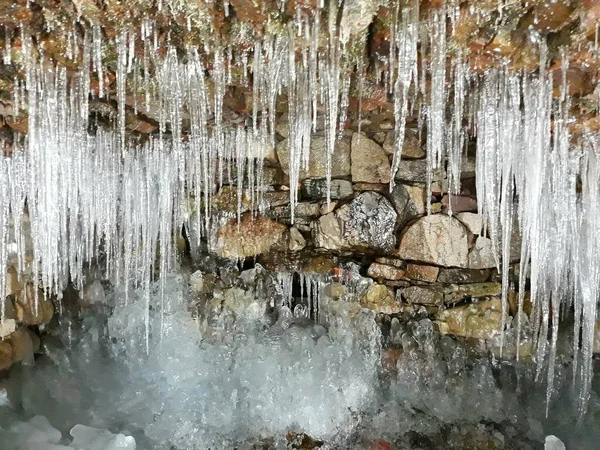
top-left (13, 284), bottom-right (54, 326)
top-left (288, 227), bottom-right (306, 252)
top-left (441, 195), bottom-right (477, 213)
top-left (319, 200), bottom-right (337, 215)
top-left (456, 212), bottom-right (483, 235)
top-left (401, 285), bottom-right (444, 306)
top-left (374, 257), bottom-right (406, 269)
top-left (437, 268), bottom-right (491, 284)
top-left (6, 266), bottom-right (22, 296)
top-left (216, 214), bottom-right (287, 259)
top-left (468, 236), bottom-right (497, 269)
top-left (8, 326), bottom-right (37, 364)
top-left (212, 186), bottom-right (251, 214)
top-left (189, 271), bottom-right (205, 294)
top-left (312, 213), bottom-right (343, 250)
top-left (383, 128), bottom-right (425, 159)
top-left (394, 159), bottom-right (428, 182)
top-left (360, 283), bottom-right (400, 314)
top-left (398, 215), bottom-right (469, 268)
top-left (351, 133), bottom-right (391, 183)
top-left (405, 264), bottom-right (440, 282)
top-left (313, 192), bottom-right (396, 253)
top-left (367, 262), bottom-right (405, 281)
top-left (0, 318), bottom-right (16, 338)
top-left (263, 191), bottom-right (290, 207)
top-left (276, 136), bottom-right (351, 180)
top-left (81, 280), bottom-right (107, 306)
top-left (334, 192), bottom-right (397, 253)
top-left (301, 179), bottom-right (353, 200)
top-left (444, 282), bottom-right (502, 303)
top-left (263, 165), bottom-right (286, 185)
top-left (0, 340), bottom-right (13, 371)
top-left (435, 298), bottom-right (503, 340)
top-left (544, 435), bottom-right (566, 450)
top-left (390, 183), bottom-right (425, 227)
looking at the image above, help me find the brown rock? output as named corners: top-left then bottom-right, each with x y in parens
top-left (405, 264), bottom-right (440, 282)
top-left (8, 326), bottom-right (36, 364)
top-left (13, 284), bottom-right (54, 326)
top-left (351, 133), bottom-right (391, 184)
top-left (0, 340), bottom-right (13, 371)
top-left (383, 128), bottom-right (424, 159)
top-left (276, 136), bottom-right (351, 180)
top-left (367, 262), bottom-right (405, 281)
top-left (216, 214), bottom-right (287, 259)
top-left (6, 266), bottom-right (23, 296)
top-left (441, 195), bottom-right (477, 213)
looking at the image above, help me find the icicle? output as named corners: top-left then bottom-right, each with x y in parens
top-left (426, 7), bottom-right (447, 215)
top-left (389, 2), bottom-right (419, 189)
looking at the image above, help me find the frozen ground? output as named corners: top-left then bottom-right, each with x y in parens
top-left (0, 271), bottom-right (598, 449)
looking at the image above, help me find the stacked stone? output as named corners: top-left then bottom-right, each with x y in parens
top-left (0, 267), bottom-right (54, 371)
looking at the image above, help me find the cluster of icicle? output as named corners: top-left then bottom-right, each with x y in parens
top-left (0, 3), bottom-right (599, 414)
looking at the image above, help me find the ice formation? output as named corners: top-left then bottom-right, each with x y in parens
top-left (0, 1), bottom-right (599, 419)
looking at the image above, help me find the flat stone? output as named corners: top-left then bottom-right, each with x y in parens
top-left (397, 215), bottom-right (469, 268)
top-left (0, 340), bottom-right (12, 371)
top-left (301, 179), bottom-right (353, 200)
top-left (276, 136), bottom-right (351, 180)
top-left (367, 262), bottom-right (405, 281)
top-left (383, 128), bottom-right (425, 159)
top-left (352, 183), bottom-right (389, 193)
top-left (401, 285), bottom-right (444, 305)
top-left (444, 282), bottom-right (502, 303)
top-left (374, 257), bottom-right (406, 269)
top-left (351, 132), bottom-right (391, 183)
top-left (456, 212), bottom-right (483, 235)
top-left (441, 195), bottom-right (478, 213)
top-left (263, 191), bottom-right (290, 207)
top-left (437, 268), bottom-right (491, 284)
top-left (435, 298), bottom-right (503, 340)
top-left (394, 160), bottom-right (444, 183)
top-left (468, 236), bottom-right (498, 269)
top-left (319, 200), bottom-right (337, 215)
top-left (216, 214), bottom-right (287, 259)
top-left (405, 264), bottom-right (440, 282)
top-left (0, 318), bottom-right (16, 338)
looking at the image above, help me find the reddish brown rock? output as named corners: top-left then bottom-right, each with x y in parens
top-left (405, 264), bottom-right (439, 282)
top-left (216, 214), bottom-right (287, 259)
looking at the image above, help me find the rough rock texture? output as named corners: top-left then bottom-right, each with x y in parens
top-left (398, 215), bottom-right (469, 268)
top-left (313, 192), bottom-right (396, 253)
top-left (276, 137), bottom-right (351, 180)
top-left (367, 262), bottom-right (405, 281)
top-left (468, 236), bottom-right (497, 269)
top-left (456, 212), bottom-right (483, 235)
top-left (13, 284), bottom-right (54, 326)
top-left (401, 285), bottom-right (444, 306)
top-left (390, 183), bottom-right (426, 228)
top-left (351, 133), bottom-right (391, 184)
top-left (360, 283), bottom-right (400, 314)
top-left (288, 227), bottom-right (306, 252)
top-left (302, 179), bottom-right (353, 200)
top-left (436, 298), bottom-right (503, 340)
top-left (383, 128), bottom-right (425, 159)
top-left (444, 283), bottom-right (503, 304)
top-left (404, 264), bottom-right (440, 282)
top-left (437, 268), bottom-right (491, 284)
top-left (216, 214), bottom-right (287, 259)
